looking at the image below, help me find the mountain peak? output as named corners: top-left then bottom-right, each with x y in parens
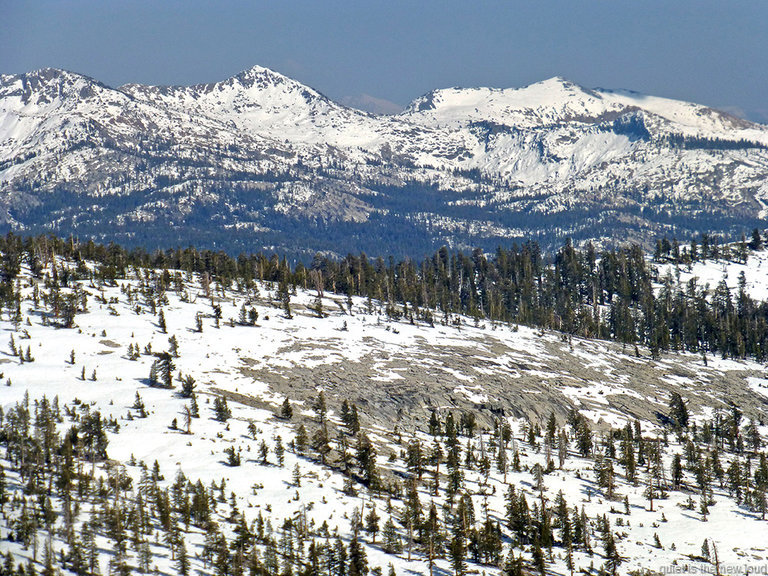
top-left (516, 76), bottom-right (601, 101)
top-left (24, 67), bottom-right (78, 80)
top-left (6, 67), bottom-right (95, 89)
top-left (402, 77), bottom-right (595, 118)
top-left (230, 65), bottom-right (291, 88)
top-left (0, 67), bottom-right (109, 108)
top-left (198, 64), bottom-right (332, 110)
top-left (534, 76), bottom-right (576, 87)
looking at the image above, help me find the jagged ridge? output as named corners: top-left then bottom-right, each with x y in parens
top-left (1, 66), bottom-right (768, 257)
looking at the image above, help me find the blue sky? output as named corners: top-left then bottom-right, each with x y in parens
top-left (2, 1), bottom-right (767, 121)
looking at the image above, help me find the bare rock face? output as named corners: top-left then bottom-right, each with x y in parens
top-left (235, 316), bottom-right (768, 434)
top-left (2, 67), bottom-right (768, 257)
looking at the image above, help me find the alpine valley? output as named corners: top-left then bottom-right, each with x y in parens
top-left (2, 66), bottom-right (768, 258)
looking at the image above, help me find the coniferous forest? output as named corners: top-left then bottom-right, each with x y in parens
top-left (0, 229), bottom-right (766, 363)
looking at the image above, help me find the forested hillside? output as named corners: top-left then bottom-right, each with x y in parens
top-left (0, 233), bottom-right (767, 574)
top-left (2, 229), bottom-right (766, 363)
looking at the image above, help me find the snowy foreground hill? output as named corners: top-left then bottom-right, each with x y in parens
top-left (2, 66), bottom-right (768, 256)
top-left (2, 248), bottom-right (768, 575)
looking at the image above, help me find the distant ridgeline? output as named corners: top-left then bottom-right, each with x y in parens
top-left (1, 229), bottom-right (767, 361)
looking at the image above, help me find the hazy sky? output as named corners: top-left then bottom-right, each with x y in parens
top-left (2, 1), bottom-right (767, 121)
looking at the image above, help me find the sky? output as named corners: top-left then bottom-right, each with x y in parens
top-left (2, 1), bottom-right (767, 121)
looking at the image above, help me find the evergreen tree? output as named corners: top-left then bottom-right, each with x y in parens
top-left (364, 506), bottom-right (380, 543)
top-left (347, 535), bottom-right (367, 576)
top-left (150, 352), bottom-right (175, 388)
top-left (177, 536), bottom-right (190, 576)
top-left (600, 516), bottom-right (622, 576)
top-left (382, 517), bottom-right (402, 554)
top-left (295, 425), bottom-right (308, 454)
top-left (214, 396), bottom-right (232, 422)
top-left (669, 392), bottom-right (689, 429)
top-left (179, 374), bottom-right (196, 398)
top-left (132, 392), bottom-right (147, 418)
top-left (356, 433), bottom-right (378, 487)
top-left (168, 334), bottom-right (179, 357)
top-left (281, 398), bottom-right (293, 420)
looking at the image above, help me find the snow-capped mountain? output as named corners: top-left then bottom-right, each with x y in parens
top-left (2, 65), bottom-right (768, 257)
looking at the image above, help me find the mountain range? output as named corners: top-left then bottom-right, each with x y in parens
top-left (2, 65), bottom-right (768, 258)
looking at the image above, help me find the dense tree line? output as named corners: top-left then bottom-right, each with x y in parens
top-left (662, 133), bottom-right (767, 151)
top-left (1, 230), bottom-right (768, 364)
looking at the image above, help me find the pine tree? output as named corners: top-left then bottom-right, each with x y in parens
top-left (620, 427), bottom-right (637, 484)
top-left (423, 502), bottom-right (441, 576)
top-left (558, 430), bottom-right (569, 469)
top-left (225, 446), bottom-right (241, 466)
top-left (295, 424), bottom-right (308, 454)
top-left (138, 541), bottom-right (152, 573)
top-left (168, 334), bottom-right (179, 357)
top-left (179, 405), bottom-right (191, 434)
top-left (314, 391), bottom-right (327, 424)
top-left (41, 539), bottom-right (55, 576)
top-left (382, 517), bottom-right (402, 554)
top-left (672, 453), bottom-right (683, 489)
top-left (348, 404), bottom-right (360, 435)
top-left (406, 439), bottom-right (424, 481)
top-left (356, 433), bottom-right (378, 487)
top-left (403, 477), bottom-right (422, 560)
top-left (546, 413), bottom-right (557, 447)
top-left (502, 547), bottom-right (524, 576)
top-left (699, 491), bottom-right (710, 520)
top-left (365, 506), bottom-right (380, 543)
top-left (669, 392), bottom-right (689, 429)
top-left (531, 535), bottom-right (545, 575)
top-left (177, 536), bottom-right (190, 576)
top-left (334, 537), bottom-right (348, 576)
top-left (601, 515), bottom-right (622, 575)
top-left (150, 351), bottom-right (175, 388)
top-left (179, 374), bottom-right (196, 398)
top-left (281, 398), bottom-right (293, 420)
top-left (449, 522), bottom-right (467, 576)
top-left (259, 440), bottom-right (269, 464)
top-left (278, 280), bottom-right (293, 319)
top-left (275, 436), bottom-right (285, 466)
top-left (595, 455), bottom-right (616, 500)
top-left (348, 534), bottom-right (368, 576)
top-left (429, 410), bottom-right (441, 436)
top-left (311, 296), bottom-right (325, 318)
top-left (213, 396), bottom-right (231, 422)
top-left (576, 418), bottom-right (592, 457)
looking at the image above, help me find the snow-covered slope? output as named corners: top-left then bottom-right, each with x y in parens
top-left (1, 250), bottom-right (768, 575)
top-left (656, 246), bottom-right (768, 303)
top-left (403, 76), bottom-right (762, 137)
top-left (2, 66), bottom-right (768, 256)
